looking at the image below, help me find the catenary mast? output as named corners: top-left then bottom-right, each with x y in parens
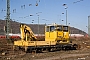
top-left (6, 0), bottom-right (10, 39)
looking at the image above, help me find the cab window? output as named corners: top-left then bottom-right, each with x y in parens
top-left (50, 26), bottom-right (55, 31)
top-left (46, 26), bottom-right (49, 32)
top-left (56, 25), bottom-right (62, 31)
top-left (63, 26), bottom-right (68, 32)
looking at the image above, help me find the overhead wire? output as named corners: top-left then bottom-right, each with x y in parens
top-left (0, 0), bottom-right (41, 21)
top-left (73, 0), bottom-right (83, 4)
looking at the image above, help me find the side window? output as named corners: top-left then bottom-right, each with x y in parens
top-left (50, 26), bottom-right (55, 31)
top-left (46, 26), bottom-right (49, 32)
top-left (63, 26), bottom-right (68, 32)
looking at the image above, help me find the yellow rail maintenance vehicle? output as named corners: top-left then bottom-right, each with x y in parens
top-left (14, 23), bottom-right (78, 52)
top-left (45, 23), bottom-right (70, 44)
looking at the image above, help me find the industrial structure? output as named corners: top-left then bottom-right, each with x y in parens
top-left (88, 16), bottom-right (90, 36)
top-left (6, 0), bottom-right (10, 39)
top-left (13, 23), bottom-right (78, 52)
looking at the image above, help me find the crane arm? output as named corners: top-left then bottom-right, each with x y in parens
top-left (20, 24), bottom-right (37, 41)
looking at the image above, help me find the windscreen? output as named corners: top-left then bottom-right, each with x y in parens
top-left (46, 25), bottom-right (63, 32)
top-left (50, 25), bottom-right (62, 31)
top-left (56, 25), bottom-right (62, 31)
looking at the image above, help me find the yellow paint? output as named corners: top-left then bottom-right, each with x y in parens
top-left (14, 23), bottom-right (70, 48)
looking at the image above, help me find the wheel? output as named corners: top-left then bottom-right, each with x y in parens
top-left (48, 48), bottom-right (54, 52)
